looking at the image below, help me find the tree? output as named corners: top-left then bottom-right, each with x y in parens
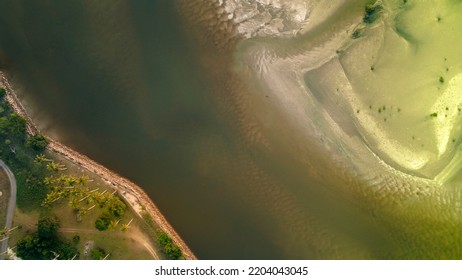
top-left (27, 134), bottom-right (49, 152)
top-left (91, 248), bottom-right (106, 260)
top-left (77, 176), bottom-right (89, 186)
top-left (158, 232), bottom-right (172, 246)
top-left (157, 231), bottom-right (184, 260)
top-left (108, 219), bottom-right (120, 230)
top-left (16, 216), bottom-right (78, 260)
top-left (16, 235), bottom-right (41, 259)
top-left (120, 218), bottom-right (133, 232)
top-left (107, 197), bottom-right (126, 218)
top-left (43, 176), bottom-right (56, 186)
top-left (37, 216), bottom-right (60, 239)
top-left (46, 162), bottom-right (59, 172)
top-left (34, 154), bottom-right (48, 164)
top-left (164, 244), bottom-right (183, 260)
top-left (69, 198), bottom-right (81, 209)
top-left (95, 214), bottom-right (111, 231)
top-left (0, 116), bottom-right (9, 135)
top-left (46, 161), bottom-right (60, 172)
top-left (0, 88), bottom-right (6, 99)
top-left (1, 225), bottom-right (19, 237)
top-left (120, 224), bottom-right (130, 232)
top-left (7, 113), bottom-right (27, 138)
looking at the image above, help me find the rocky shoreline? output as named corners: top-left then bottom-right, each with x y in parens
top-left (0, 71), bottom-right (197, 260)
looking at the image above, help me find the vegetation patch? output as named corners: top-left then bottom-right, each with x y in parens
top-left (42, 170), bottom-right (128, 232)
top-left (363, 2), bottom-right (383, 24)
top-left (157, 231), bottom-right (184, 260)
top-left (352, 29), bottom-right (362, 39)
top-left (16, 215), bottom-right (78, 260)
top-left (0, 86), bottom-right (165, 260)
top-left (95, 214), bottom-right (111, 231)
top-left (0, 90), bottom-right (50, 211)
top-left (91, 247), bottom-right (107, 260)
top-left (27, 134), bottom-right (49, 152)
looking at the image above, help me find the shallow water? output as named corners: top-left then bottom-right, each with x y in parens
top-left (1, 0), bottom-right (462, 259)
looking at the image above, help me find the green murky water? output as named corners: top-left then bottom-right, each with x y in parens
top-left (0, 0), bottom-right (462, 259)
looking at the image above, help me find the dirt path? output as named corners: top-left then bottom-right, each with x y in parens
top-left (60, 227), bottom-right (160, 260)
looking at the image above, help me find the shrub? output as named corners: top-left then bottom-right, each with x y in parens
top-left (157, 231), bottom-right (184, 260)
top-left (72, 235), bottom-right (80, 245)
top-left (37, 215), bottom-right (60, 239)
top-left (363, 3), bottom-right (383, 24)
top-left (0, 88), bottom-right (5, 99)
top-left (27, 134), bottom-right (49, 152)
top-left (91, 248), bottom-right (106, 260)
top-left (95, 214), bottom-right (111, 231)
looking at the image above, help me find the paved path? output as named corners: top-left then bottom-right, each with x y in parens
top-left (0, 159), bottom-right (16, 260)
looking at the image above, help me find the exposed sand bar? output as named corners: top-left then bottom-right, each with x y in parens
top-left (0, 71), bottom-right (197, 260)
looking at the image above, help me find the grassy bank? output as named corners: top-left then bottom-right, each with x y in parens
top-left (0, 87), bottom-right (162, 259)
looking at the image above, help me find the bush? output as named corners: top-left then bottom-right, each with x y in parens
top-left (16, 216), bottom-right (78, 260)
top-left (363, 3), bottom-right (383, 24)
top-left (107, 197), bottom-right (126, 218)
top-left (0, 88), bottom-right (5, 99)
top-left (91, 248), bottom-right (106, 260)
top-left (95, 214), bottom-right (111, 231)
top-left (27, 134), bottom-right (49, 152)
top-left (72, 235), bottom-right (80, 245)
top-left (37, 215), bottom-right (60, 239)
top-left (157, 231), bottom-right (184, 260)
top-left (158, 232), bottom-right (172, 246)
top-left (7, 113), bottom-right (27, 138)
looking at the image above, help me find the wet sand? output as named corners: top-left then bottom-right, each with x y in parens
top-left (177, 0), bottom-right (462, 258)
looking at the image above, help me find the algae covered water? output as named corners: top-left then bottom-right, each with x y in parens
top-left (1, 0), bottom-right (462, 259)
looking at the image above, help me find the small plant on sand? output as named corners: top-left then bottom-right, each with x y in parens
top-left (363, 2), bottom-right (383, 24)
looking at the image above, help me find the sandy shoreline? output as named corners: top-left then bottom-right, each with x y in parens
top-left (0, 71), bottom-right (197, 260)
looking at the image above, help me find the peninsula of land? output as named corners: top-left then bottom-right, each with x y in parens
top-left (0, 71), bottom-right (196, 260)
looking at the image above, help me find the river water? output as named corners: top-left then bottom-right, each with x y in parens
top-left (1, 0), bottom-right (462, 259)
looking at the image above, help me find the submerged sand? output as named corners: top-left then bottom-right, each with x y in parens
top-left (185, 0), bottom-right (462, 258)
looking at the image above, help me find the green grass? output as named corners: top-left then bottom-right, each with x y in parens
top-left (61, 231), bottom-right (153, 260)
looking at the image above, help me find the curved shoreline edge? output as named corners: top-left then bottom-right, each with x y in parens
top-left (0, 71), bottom-right (197, 260)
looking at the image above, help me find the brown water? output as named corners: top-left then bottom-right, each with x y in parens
top-left (1, 0), bottom-right (462, 259)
